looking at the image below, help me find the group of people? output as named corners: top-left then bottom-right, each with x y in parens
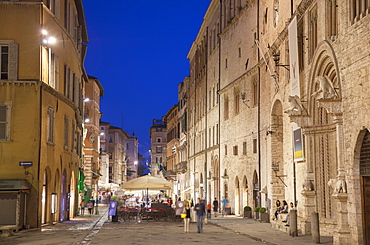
top-left (274, 200), bottom-right (296, 227)
top-left (182, 197), bottom-right (230, 233)
top-left (80, 200), bottom-right (97, 216)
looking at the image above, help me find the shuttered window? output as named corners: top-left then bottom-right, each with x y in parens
top-left (0, 102), bottom-right (11, 141)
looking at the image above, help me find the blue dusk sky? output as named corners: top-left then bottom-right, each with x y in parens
top-left (83, 1), bottom-right (212, 160)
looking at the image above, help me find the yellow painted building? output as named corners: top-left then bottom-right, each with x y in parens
top-left (0, 0), bottom-right (88, 229)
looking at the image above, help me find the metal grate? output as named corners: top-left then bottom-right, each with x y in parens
top-left (360, 131), bottom-right (370, 176)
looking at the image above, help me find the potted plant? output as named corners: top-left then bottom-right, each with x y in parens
top-left (254, 207), bottom-right (260, 219)
top-left (243, 206), bottom-right (252, 218)
top-left (259, 207), bottom-right (269, 223)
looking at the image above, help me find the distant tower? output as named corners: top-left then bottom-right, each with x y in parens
top-left (149, 119), bottom-right (167, 177)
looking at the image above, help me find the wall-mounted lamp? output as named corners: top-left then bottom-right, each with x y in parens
top-left (266, 130), bottom-right (274, 136)
top-left (84, 118), bottom-right (90, 123)
top-left (83, 98), bottom-right (90, 102)
top-left (272, 52), bottom-right (290, 71)
top-left (241, 92), bottom-right (250, 108)
top-left (41, 30), bottom-right (56, 45)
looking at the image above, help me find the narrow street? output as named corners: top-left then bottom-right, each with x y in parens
top-left (0, 205), bottom-right (333, 245)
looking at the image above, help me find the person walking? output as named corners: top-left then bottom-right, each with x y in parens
top-left (80, 200), bottom-right (85, 216)
top-left (183, 202), bottom-right (191, 233)
top-left (194, 198), bottom-right (205, 233)
top-left (221, 197), bottom-right (228, 216)
top-left (87, 200), bottom-right (93, 216)
top-left (206, 203), bottom-right (212, 219)
top-left (213, 198), bottom-right (219, 217)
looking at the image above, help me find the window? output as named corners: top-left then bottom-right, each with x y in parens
top-left (350, 0), bottom-right (369, 22)
top-left (238, 47), bottom-right (241, 58)
top-left (47, 107), bottom-right (54, 143)
top-left (225, 58), bottom-right (228, 68)
top-left (47, 0), bottom-right (60, 18)
top-left (308, 5), bottom-right (318, 60)
top-left (156, 146), bottom-right (162, 153)
top-left (253, 139), bottom-right (257, 154)
top-left (252, 77), bottom-right (258, 106)
top-left (157, 137), bottom-right (162, 143)
top-left (0, 46), bottom-right (9, 80)
top-left (234, 89), bottom-right (240, 115)
top-left (243, 142), bottom-right (247, 155)
top-left (0, 42), bottom-right (18, 81)
top-left (64, 116), bottom-right (69, 149)
top-left (0, 101), bottom-right (11, 141)
top-left (71, 121), bottom-right (75, 152)
top-left (233, 145), bottom-right (238, 155)
top-left (224, 95), bottom-right (229, 120)
top-left (225, 145), bottom-right (228, 155)
top-left (327, 0), bottom-right (338, 37)
top-left (50, 52), bottom-right (59, 90)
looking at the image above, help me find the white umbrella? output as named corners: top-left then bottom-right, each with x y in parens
top-left (122, 175), bottom-right (173, 191)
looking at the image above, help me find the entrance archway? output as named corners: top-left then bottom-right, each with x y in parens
top-left (271, 100), bottom-right (285, 204)
top-left (41, 170), bottom-right (48, 224)
top-left (359, 129), bottom-right (370, 243)
top-left (242, 176), bottom-right (248, 208)
top-left (235, 176), bottom-right (240, 215)
top-left (253, 171), bottom-right (259, 207)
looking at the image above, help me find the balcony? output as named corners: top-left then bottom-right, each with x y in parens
top-left (174, 161), bottom-right (187, 173)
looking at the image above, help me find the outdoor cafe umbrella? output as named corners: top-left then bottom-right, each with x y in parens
top-left (122, 175), bottom-right (173, 208)
top-left (121, 175), bottom-right (173, 191)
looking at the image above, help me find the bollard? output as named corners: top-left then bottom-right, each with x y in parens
top-left (289, 209), bottom-right (298, 237)
top-left (311, 212), bottom-right (320, 244)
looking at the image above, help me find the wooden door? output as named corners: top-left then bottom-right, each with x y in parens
top-left (363, 176), bottom-right (370, 244)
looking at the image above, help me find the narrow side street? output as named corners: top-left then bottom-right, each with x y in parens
top-left (0, 205), bottom-right (333, 245)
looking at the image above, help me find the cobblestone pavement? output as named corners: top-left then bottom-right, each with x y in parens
top-left (0, 205), bottom-right (333, 245)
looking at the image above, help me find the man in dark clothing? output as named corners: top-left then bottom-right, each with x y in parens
top-left (194, 198), bottom-right (206, 233)
top-left (213, 198), bottom-right (219, 217)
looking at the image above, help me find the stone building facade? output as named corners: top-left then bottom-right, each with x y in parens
top-left (182, 0), bottom-right (370, 243)
top-left (125, 133), bottom-right (139, 180)
top-left (0, 0), bottom-right (88, 228)
top-left (83, 75), bottom-right (103, 203)
top-left (99, 122), bottom-right (128, 189)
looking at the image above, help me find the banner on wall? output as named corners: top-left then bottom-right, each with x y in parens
top-left (293, 127), bottom-right (304, 162)
top-left (288, 16), bottom-right (300, 97)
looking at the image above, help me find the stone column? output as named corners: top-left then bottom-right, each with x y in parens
top-left (333, 193), bottom-right (351, 244)
top-left (301, 190), bottom-right (316, 234)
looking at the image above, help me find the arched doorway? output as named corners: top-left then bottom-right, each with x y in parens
top-left (242, 176), bottom-right (248, 208)
top-left (41, 170), bottom-right (48, 224)
top-left (253, 171), bottom-right (259, 207)
top-left (212, 155), bottom-right (220, 201)
top-left (53, 170), bottom-right (60, 224)
top-left (359, 129), bottom-right (370, 243)
top-left (60, 170), bottom-right (67, 222)
top-left (235, 176), bottom-right (240, 215)
top-left (271, 100), bottom-right (285, 204)
top-left (69, 171), bottom-right (76, 219)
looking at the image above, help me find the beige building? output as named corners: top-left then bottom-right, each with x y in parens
top-left (0, 0), bottom-right (88, 228)
top-left (99, 122), bottom-right (128, 190)
top-left (150, 119), bottom-right (167, 177)
top-left (83, 75), bottom-right (103, 201)
top-left (184, 0), bottom-right (370, 243)
top-left (176, 77), bottom-right (189, 201)
top-left (125, 133), bottom-right (139, 180)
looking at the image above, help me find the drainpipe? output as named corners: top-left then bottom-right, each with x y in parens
top-left (205, 27), bottom-right (208, 203)
top-left (257, 0), bottom-right (261, 208)
top-left (37, 3), bottom-right (43, 228)
top-left (218, 0), bottom-right (223, 202)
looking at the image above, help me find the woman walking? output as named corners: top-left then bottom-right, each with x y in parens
top-left (183, 202), bottom-right (191, 233)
